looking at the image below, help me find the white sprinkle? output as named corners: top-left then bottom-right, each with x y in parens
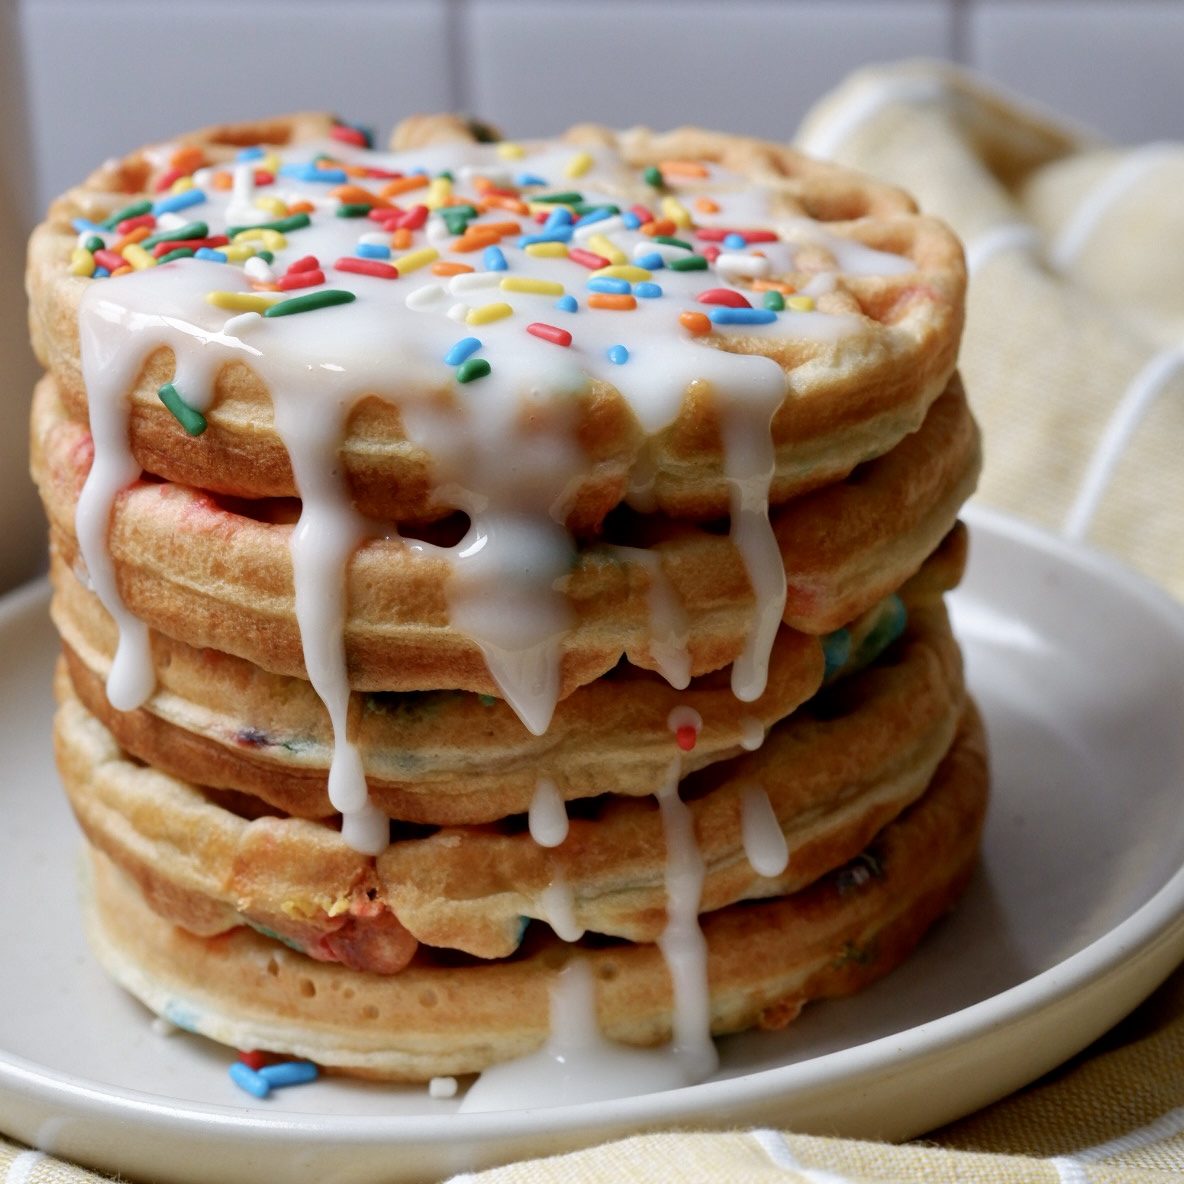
top-left (222, 311), bottom-right (262, 337)
top-left (573, 214), bottom-right (625, 242)
top-left (633, 240), bottom-right (689, 263)
top-left (243, 256), bottom-right (274, 282)
top-left (448, 271), bottom-right (502, 295)
top-left (447, 302), bottom-right (470, 323)
top-left (406, 283), bottom-right (447, 310)
top-left (429, 1075), bottom-right (458, 1099)
top-left (715, 253), bottom-right (771, 279)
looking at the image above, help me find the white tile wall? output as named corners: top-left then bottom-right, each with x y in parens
top-left (969, 0), bottom-right (1184, 144)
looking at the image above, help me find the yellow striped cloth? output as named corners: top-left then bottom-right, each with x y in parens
top-left (5, 61), bottom-right (1183, 1184)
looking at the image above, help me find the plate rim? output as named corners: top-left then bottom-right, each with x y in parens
top-left (3, 503), bottom-right (1184, 1147)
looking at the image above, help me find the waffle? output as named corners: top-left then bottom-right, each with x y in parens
top-left (28, 112), bottom-right (984, 1085)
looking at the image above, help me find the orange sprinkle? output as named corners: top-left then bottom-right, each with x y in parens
top-left (588, 293), bottom-right (637, 311)
top-left (641, 219), bottom-right (677, 237)
top-left (694, 196), bottom-right (720, 214)
top-left (169, 144), bottom-right (205, 174)
top-left (288, 200), bottom-right (315, 215)
top-left (752, 279), bottom-right (796, 295)
top-left (111, 226), bottom-right (150, 252)
top-left (392, 227), bottom-right (413, 249)
top-left (111, 265), bottom-right (133, 277)
top-left (432, 261), bottom-right (474, 276)
top-left (481, 194), bottom-right (530, 215)
top-left (344, 164), bottom-right (369, 178)
top-left (659, 159), bottom-right (710, 179)
top-left (315, 157), bottom-right (345, 171)
top-left (211, 171), bottom-right (233, 191)
top-left (332, 183), bottom-right (391, 209)
top-left (250, 281), bottom-right (281, 292)
top-left (380, 175), bottom-right (431, 198)
top-left (482, 220), bottom-right (526, 236)
top-left (679, 311), bottom-right (712, 335)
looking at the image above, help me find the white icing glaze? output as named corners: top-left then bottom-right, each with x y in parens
top-left (428, 1075), bottom-right (458, 1099)
top-left (607, 545), bottom-right (691, 689)
top-left (740, 783), bottom-right (789, 878)
top-left (528, 777), bottom-right (569, 848)
top-left (540, 875), bottom-right (585, 944)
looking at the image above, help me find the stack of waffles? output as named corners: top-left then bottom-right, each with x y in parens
top-left (27, 113), bottom-right (987, 1084)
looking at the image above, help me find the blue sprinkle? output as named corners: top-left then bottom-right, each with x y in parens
top-left (279, 162), bottom-right (348, 183)
top-left (153, 189), bottom-right (206, 216)
top-left (519, 228), bottom-right (573, 247)
top-left (236, 146), bottom-right (266, 162)
top-left (444, 337), bottom-right (482, 366)
top-left (356, 242), bottom-right (392, 260)
top-left (708, 307), bottom-right (779, 325)
top-left (411, 167), bottom-right (430, 176)
top-left (635, 282), bottom-right (663, 299)
top-left (723, 233), bottom-right (747, 250)
top-left (72, 217), bottom-right (103, 234)
top-left (822, 629), bottom-right (852, 680)
top-left (194, 247), bottom-right (227, 262)
top-left (516, 172), bottom-right (548, 187)
top-left (555, 295), bottom-right (579, 313)
top-left (634, 251), bottom-right (665, 271)
top-left (607, 344), bottom-right (629, 365)
top-left (544, 207), bottom-right (573, 230)
top-left (587, 277), bottom-right (630, 295)
top-left (621, 211), bottom-right (642, 230)
top-left (229, 1062), bottom-right (271, 1098)
top-left (574, 207), bottom-right (613, 228)
top-left (93, 267), bottom-right (111, 278)
top-left (258, 1060), bottom-right (319, 1088)
top-left (483, 245), bottom-right (508, 271)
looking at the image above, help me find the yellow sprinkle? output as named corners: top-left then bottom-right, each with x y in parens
top-left (425, 176), bottom-right (453, 209)
top-left (527, 201), bottom-right (576, 216)
top-left (393, 247), bottom-right (440, 274)
top-left (786, 295), bottom-right (815, 312)
top-left (170, 176), bottom-right (196, 194)
top-left (222, 244), bottom-right (256, 262)
top-left (69, 247), bottom-right (95, 277)
top-left (565, 150), bottom-right (593, 179)
top-left (587, 233), bottom-right (627, 266)
top-left (466, 301), bottom-right (514, 325)
top-left (500, 277), bottom-right (564, 296)
top-left (497, 142), bottom-right (525, 160)
top-left (205, 291), bottom-right (279, 312)
top-left (590, 264), bottom-right (652, 283)
top-left (525, 242), bottom-right (569, 258)
top-left (253, 195), bottom-right (288, 216)
top-left (122, 242), bottom-right (156, 270)
top-left (325, 895), bottom-right (352, 918)
top-left (260, 151), bottom-right (281, 174)
top-left (233, 227), bottom-right (287, 250)
top-left (661, 195), bottom-right (693, 229)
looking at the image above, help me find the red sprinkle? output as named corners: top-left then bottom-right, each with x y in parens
top-left (696, 227), bottom-right (778, 244)
top-left (363, 166), bottom-right (405, 180)
top-left (253, 169), bottom-right (275, 186)
top-left (151, 235), bottom-right (229, 257)
top-left (675, 725), bottom-right (698, 752)
top-left (335, 256), bottom-right (400, 279)
top-left (331, 124), bottom-right (369, 148)
top-left (93, 248), bottom-right (127, 271)
top-left (238, 1050), bottom-right (269, 1071)
top-left (526, 322), bottom-right (572, 347)
top-left (630, 203), bottom-right (654, 224)
top-left (397, 205), bottom-right (429, 231)
top-left (154, 166), bottom-right (184, 192)
top-left (368, 206), bottom-right (402, 223)
top-left (116, 213), bottom-right (156, 235)
top-left (702, 244), bottom-right (721, 263)
top-left (568, 247), bottom-right (612, 270)
top-left (277, 269), bottom-right (326, 290)
top-left (697, 287), bottom-right (752, 308)
top-left (287, 255), bottom-right (321, 274)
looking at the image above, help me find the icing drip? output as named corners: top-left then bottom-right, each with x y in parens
top-left (607, 545), bottom-right (691, 689)
top-left (740, 783), bottom-right (789, 878)
top-left (739, 715), bottom-right (766, 751)
top-left (540, 875), bottom-right (584, 944)
top-left (528, 778), bottom-right (569, 848)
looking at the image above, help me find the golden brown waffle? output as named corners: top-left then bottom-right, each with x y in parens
top-left (83, 701), bottom-right (986, 1081)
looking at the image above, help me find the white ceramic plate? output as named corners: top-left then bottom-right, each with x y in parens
top-left (3, 505), bottom-right (1184, 1184)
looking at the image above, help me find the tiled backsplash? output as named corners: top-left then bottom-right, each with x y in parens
top-left (14, 0), bottom-right (1184, 221)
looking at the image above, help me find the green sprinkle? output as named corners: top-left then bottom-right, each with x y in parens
top-left (762, 290), bottom-right (786, 311)
top-left (437, 170), bottom-right (455, 182)
top-left (225, 213), bottom-right (312, 237)
top-left (669, 254), bottom-right (709, 271)
top-left (157, 247), bottom-right (196, 264)
top-left (101, 199), bottom-right (152, 230)
top-left (336, 203), bottom-right (374, 218)
top-left (533, 191), bottom-right (583, 204)
top-left (654, 234), bottom-right (693, 251)
top-left (643, 166), bottom-right (664, 189)
top-left (263, 289), bottom-right (357, 318)
top-left (84, 235), bottom-right (105, 253)
top-left (158, 383), bottom-right (207, 436)
top-left (257, 250), bottom-right (275, 264)
top-left (141, 220), bottom-right (208, 248)
top-left (444, 204), bottom-right (479, 220)
top-left (456, 357), bottom-right (492, 384)
top-left (572, 202), bottom-right (620, 217)
top-left (477, 694), bottom-right (498, 707)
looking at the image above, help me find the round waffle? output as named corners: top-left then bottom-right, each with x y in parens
top-left (28, 113), bottom-right (966, 529)
top-left (33, 373), bottom-right (978, 698)
top-left (83, 701), bottom-right (986, 1081)
top-left (56, 602), bottom-right (964, 965)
